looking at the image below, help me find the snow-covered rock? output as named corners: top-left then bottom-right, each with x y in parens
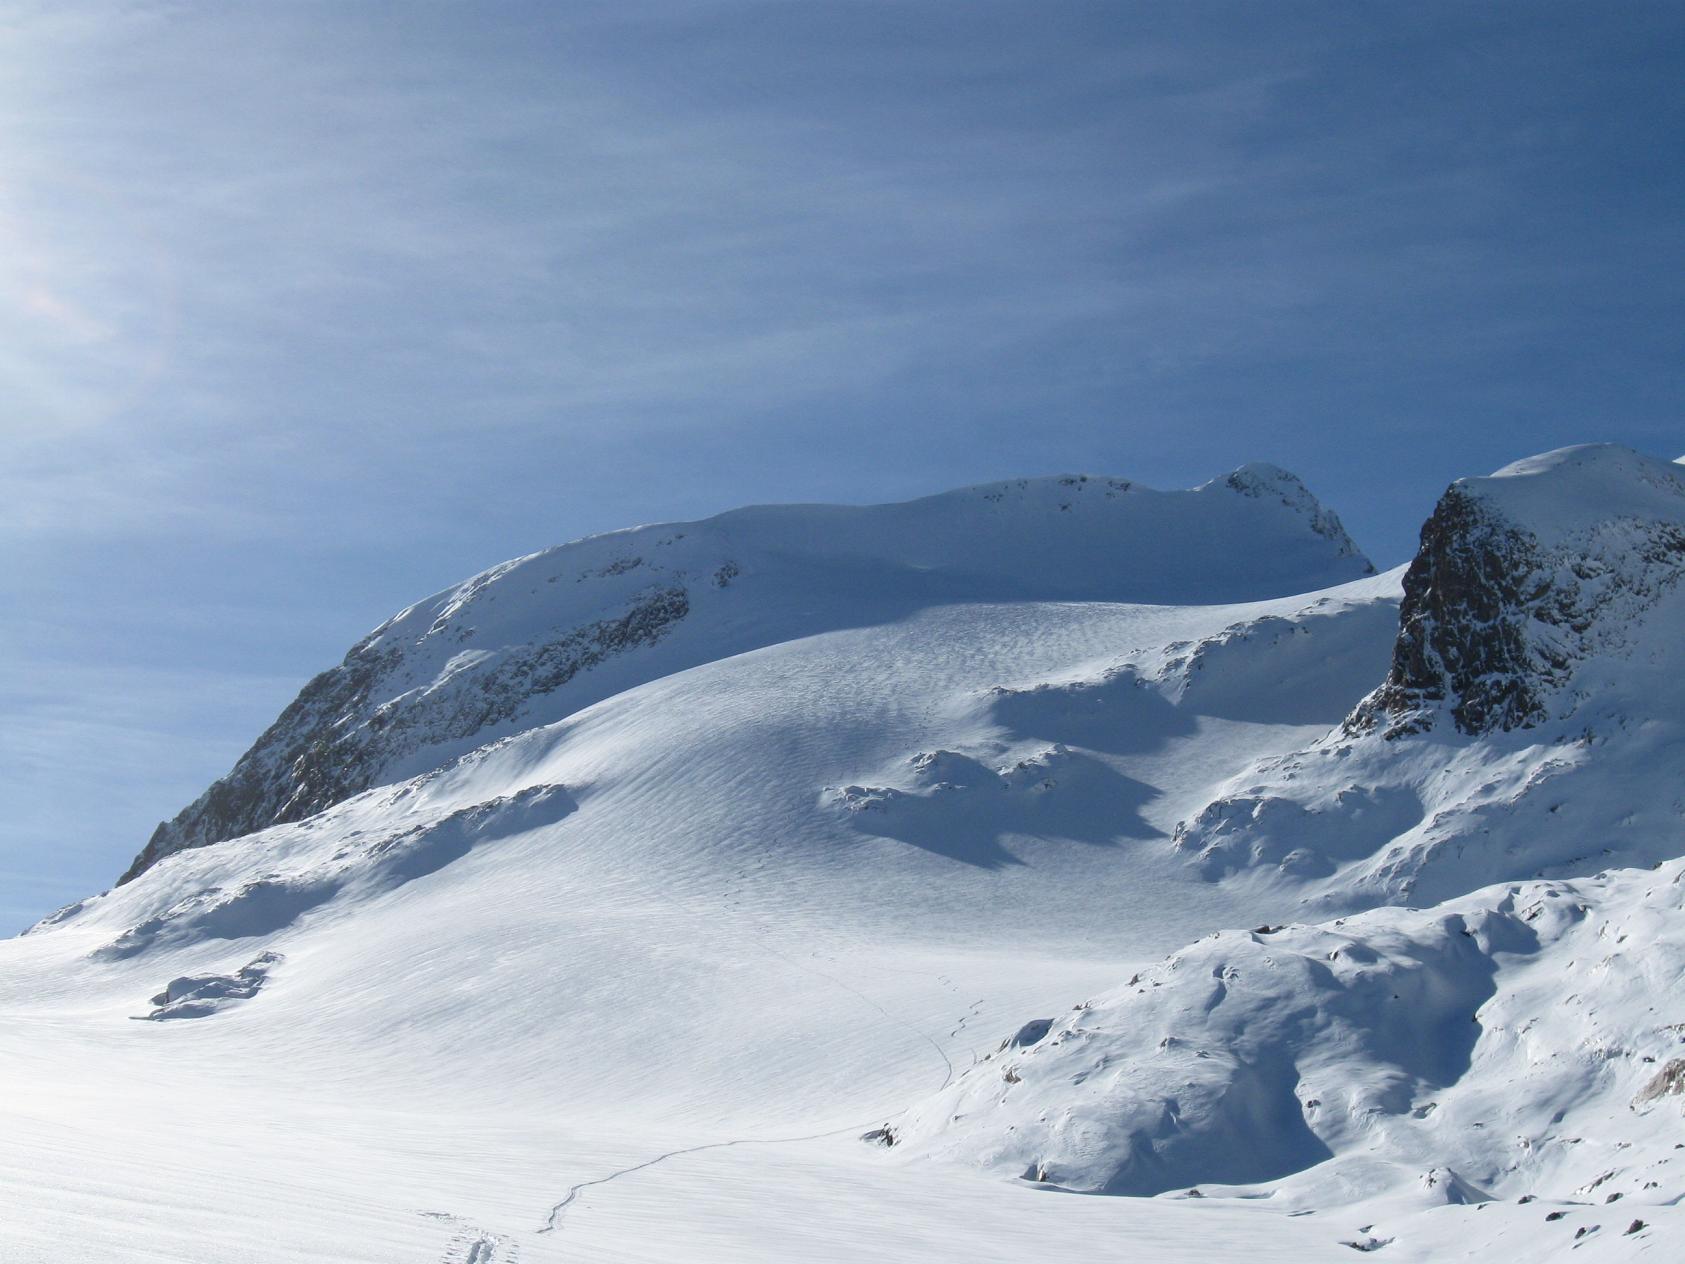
top-left (1351, 444), bottom-right (1685, 738)
top-left (1173, 444), bottom-right (1685, 904)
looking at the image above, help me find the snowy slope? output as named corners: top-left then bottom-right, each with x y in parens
top-left (18, 577), bottom-right (1402, 1122)
top-left (3, 448), bottom-right (1682, 1263)
top-left (2, 591), bottom-right (1404, 1263)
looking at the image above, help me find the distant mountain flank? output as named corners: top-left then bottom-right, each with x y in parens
top-left (121, 465), bottom-right (1370, 882)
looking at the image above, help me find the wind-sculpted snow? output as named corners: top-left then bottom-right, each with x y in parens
top-left (898, 859), bottom-right (1685, 1223)
top-left (1174, 706), bottom-right (1685, 907)
top-left (896, 904), bottom-right (1510, 1194)
top-left (1177, 782), bottom-right (1426, 881)
top-left (140, 950), bottom-right (283, 1020)
top-left (822, 587), bottom-right (1400, 869)
top-left (100, 782), bottom-right (575, 959)
top-left (987, 587), bottom-right (1401, 749)
top-left (121, 466), bottom-right (1372, 882)
top-left (827, 744), bottom-right (1162, 867)
top-left (1151, 595), bottom-right (1403, 726)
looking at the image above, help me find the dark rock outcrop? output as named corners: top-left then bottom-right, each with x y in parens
top-left (120, 585), bottom-right (687, 884)
top-left (1348, 486), bottom-right (1551, 737)
top-left (1348, 455), bottom-right (1685, 739)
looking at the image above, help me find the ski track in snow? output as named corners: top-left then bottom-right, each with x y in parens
top-left (949, 998), bottom-right (984, 1042)
top-left (533, 866), bottom-right (972, 1239)
top-left (537, 1120), bottom-right (874, 1235)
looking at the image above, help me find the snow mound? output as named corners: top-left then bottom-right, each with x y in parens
top-left (140, 950), bottom-right (283, 1020)
top-left (1150, 593), bottom-right (1403, 725)
top-left (818, 580), bottom-right (1401, 869)
top-left (826, 742), bottom-right (1156, 867)
top-left (897, 859), bottom-right (1685, 1214)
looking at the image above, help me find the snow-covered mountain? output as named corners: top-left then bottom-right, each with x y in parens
top-left (124, 466), bottom-right (1370, 882)
top-left (3, 448), bottom-right (1680, 1263)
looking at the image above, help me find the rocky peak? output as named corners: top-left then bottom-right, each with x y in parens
top-left (1349, 445), bottom-right (1685, 738)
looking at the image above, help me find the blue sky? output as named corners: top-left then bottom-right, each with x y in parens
top-left (2, 1), bottom-right (1681, 930)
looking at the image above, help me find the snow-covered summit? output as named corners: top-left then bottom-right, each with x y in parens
top-left (1482, 443), bottom-right (1685, 543)
top-left (122, 466), bottom-right (1370, 881)
top-left (1219, 461), bottom-right (1370, 563)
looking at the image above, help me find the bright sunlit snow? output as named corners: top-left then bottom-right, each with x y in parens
top-left (3, 450), bottom-right (1680, 1262)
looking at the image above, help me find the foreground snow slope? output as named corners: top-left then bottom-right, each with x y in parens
top-left (2, 448), bottom-right (1680, 1262)
top-left (2, 605), bottom-right (1404, 1259)
top-left (13, 580), bottom-right (1400, 1124)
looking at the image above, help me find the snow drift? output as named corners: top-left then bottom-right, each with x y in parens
top-left (897, 859), bottom-right (1685, 1217)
